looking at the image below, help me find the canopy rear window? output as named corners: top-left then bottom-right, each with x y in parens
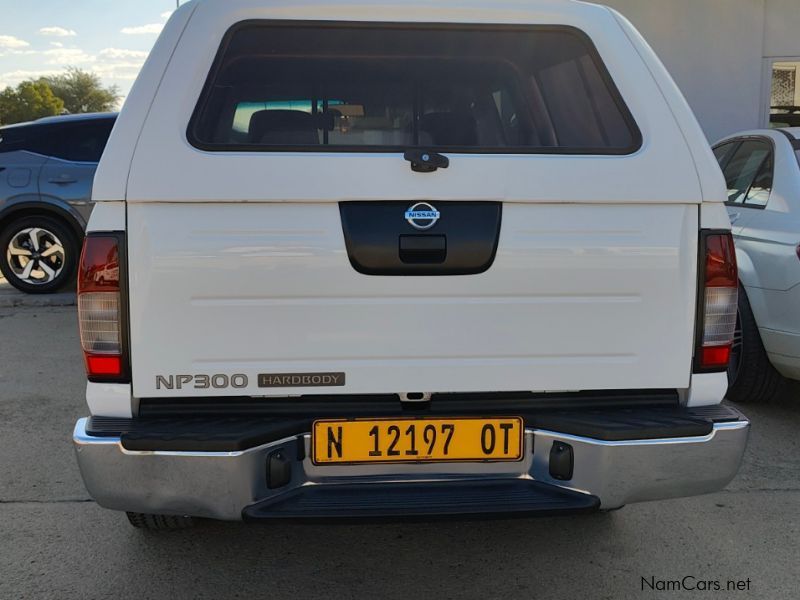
top-left (189, 22), bottom-right (641, 154)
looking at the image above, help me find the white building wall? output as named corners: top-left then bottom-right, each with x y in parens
top-left (764, 0), bottom-right (800, 57)
top-left (602, 0), bottom-right (800, 142)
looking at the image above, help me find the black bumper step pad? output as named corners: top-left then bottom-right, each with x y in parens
top-left (87, 403), bottom-right (745, 453)
top-left (530, 410), bottom-right (711, 441)
top-left (686, 404), bottom-right (744, 422)
top-left (242, 479), bottom-right (600, 521)
top-left (89, 416), bottom-right (308, 452)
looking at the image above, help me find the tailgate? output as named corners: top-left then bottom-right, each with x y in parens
top-left (127, 201), bottom-right (698, 398)
top-left (120, 13), bottom-right (707, 400)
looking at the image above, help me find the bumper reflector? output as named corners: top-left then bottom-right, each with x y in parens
top-left (85, 354), bottom-right (123, 377)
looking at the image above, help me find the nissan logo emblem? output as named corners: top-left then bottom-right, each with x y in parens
top-left (404, 202), bottom-right (441, 231)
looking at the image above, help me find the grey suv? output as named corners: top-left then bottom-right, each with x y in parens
top-left (0, 112), bottom-right (116, 293)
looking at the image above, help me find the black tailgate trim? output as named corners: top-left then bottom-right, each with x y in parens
top-left (340, 201), bottom-right (501, 275)
top-left (136, 389), bottom-right (680, 418)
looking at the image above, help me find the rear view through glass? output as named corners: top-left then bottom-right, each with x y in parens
top-left (189, 22), bottom-right (641, 154)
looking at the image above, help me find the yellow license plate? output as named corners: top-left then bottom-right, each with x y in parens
top-left (312, 417), bottom-right (524, 465)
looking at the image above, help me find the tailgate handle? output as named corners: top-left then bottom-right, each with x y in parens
top-left (399, 235), bottom-right (447, 264)
top-left (404, 150), bottom-right (449, 173)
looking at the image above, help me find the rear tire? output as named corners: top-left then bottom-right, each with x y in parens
top-left (126, 512), bottom-right (196, 530)
top-left (727, 285), bottom-right (785, 404)
top-left (0, 215), bottom-right (79, 294)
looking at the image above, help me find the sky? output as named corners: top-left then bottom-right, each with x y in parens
top-left (0, 0), bottom-right (182, 105)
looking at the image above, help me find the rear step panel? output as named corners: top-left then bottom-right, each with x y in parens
top-left (242, 480), bottom-right (600, 520)
top-left (127, 202), bottom-right (698, 398)
top-left (84, 402), bottom-right (743, 452)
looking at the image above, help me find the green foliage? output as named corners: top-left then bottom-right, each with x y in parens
top-left (0, 68), bottom-right (121, 125)
top-left (39, 67), bottom-right (121, 115)
top-left (0, 80), bottom-right (64, 125)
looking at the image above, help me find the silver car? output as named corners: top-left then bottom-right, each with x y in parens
top-left (714, 128), bottom-right (800, 403)
top-left (0, 112), bottom-right (116, 293)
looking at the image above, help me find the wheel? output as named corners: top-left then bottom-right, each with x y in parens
top-left (726, 285), bottom-right (785, 404)
top-left (126, 512), bottom-right (196, 530)
top-left (0, 215), bottom-right (79, 294)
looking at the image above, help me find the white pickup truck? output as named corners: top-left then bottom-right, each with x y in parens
top-left (73, 0), bottom-right (749, 529)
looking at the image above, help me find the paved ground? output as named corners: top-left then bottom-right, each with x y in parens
top-left (0, 275), bottom-right (75, 308)
top-left (1, 305), bottom-right (798, 599)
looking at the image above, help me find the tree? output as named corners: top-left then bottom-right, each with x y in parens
top-left (40, 68), bottom-right (120, 114)
top-left (0, 80), bottom-right (64, 125)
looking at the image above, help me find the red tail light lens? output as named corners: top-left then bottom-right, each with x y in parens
top-left (704, 234), bottom-right (738, 288)
top-left (78, 234), bottom-right (128, 382)
top-left (695, 232), bottom-right (738, 371)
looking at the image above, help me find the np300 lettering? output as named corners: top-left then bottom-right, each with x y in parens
top-left (156, 374), bottom-right (248, 390)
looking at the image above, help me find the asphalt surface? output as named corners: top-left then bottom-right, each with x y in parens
top-left (1, 305), bottom-right (799, 599)
top-left (0, 276), bottom-right (75, 308)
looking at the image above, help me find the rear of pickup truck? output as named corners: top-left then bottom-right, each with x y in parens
top-left (73, 0), bottom-right (749, 527)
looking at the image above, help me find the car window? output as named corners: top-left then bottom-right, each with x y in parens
top-left (712, 142), bottom-right (738, 168)
top-left (744, 152), bottom-right (773, 207)
top-left (51, 121), bottom-right (115, 162)
top-left (722, 140), bottom-right (772, 205)
top-left (1, 120), bottom-right (114, 162)
top-left (190, 23), bottom-right (641, 154)
top-left (0, 125), bottom-right (51, 155)
top-left (23, 125), bottom-right (60, 157)
top-left (0, 127), bottom-right (31, 154)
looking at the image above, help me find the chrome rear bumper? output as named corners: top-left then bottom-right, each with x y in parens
top-left (73, 415), bottom-right (749, 520)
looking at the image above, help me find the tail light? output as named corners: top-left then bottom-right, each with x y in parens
top-left (694, 231), bottom-right (738, 372)
top-left (78, 233), bottom-right (129, 382)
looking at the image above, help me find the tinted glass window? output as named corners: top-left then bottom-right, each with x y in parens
top-left (52, 120), bottom-right (115, 162)
top-left (1, 119), bottom-right (114, 161)
top-left (723, 140), bottom-right (771, 205)
top-left (0, 127), bottom-right (24, 153)
top-left (744, 153), bottom-right (773, 207)
top-left (0, 125), bottom-right (54, 155)
top-left (190, 24), bottom-right (640, 153)
top-left (23, 125), bottom-right (60, 157)
top-left (713, 142), bottom-right (737, 168)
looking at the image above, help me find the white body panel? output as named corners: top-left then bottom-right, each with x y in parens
top-left (86, 382), bottom-right (133, 418)
top-left (128, 202), bottom-right (698, 397)
top-left (91, 0), bottom-right (728, 406)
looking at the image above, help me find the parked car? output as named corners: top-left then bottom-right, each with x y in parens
top-left (72, 0), bottom-right (749, 530)
top-left (0, 112), bottom-right (116, 293)
top-left (713, 129), bottom-right (800, 402)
